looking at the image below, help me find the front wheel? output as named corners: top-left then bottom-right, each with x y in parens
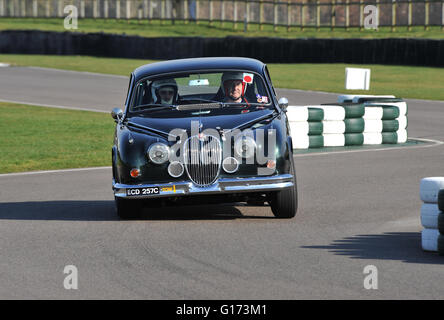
top-left (269, 158), bottom-right (298, 219)
top-left (115, 197), bottom-right (141, 220)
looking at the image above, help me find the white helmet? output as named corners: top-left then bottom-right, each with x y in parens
top-left (151, 79), bottom-right (178, 104)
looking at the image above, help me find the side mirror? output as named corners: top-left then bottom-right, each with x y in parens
top-left (278, 97), bottom-right (289, 112)
top-left (111, 108), bottom-right (123, 122)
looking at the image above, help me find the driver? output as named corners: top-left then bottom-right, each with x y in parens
top-left (220, 72), bottom-right (250, 104)
top-left (151, 79), bottom-right (179, 105)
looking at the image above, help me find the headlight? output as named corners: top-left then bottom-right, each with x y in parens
top-left (147, 143), bottom-right (170, 164)
top-left (234, 136), bottom-right (256, 159)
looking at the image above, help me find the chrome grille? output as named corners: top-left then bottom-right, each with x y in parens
top-left (183, 135), bottom-right (222, 186)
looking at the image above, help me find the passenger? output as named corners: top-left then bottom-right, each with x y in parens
top-left (151, 79), bottom-right (179, 105)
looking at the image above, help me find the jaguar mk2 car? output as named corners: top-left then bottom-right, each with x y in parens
top-left (111, 57), bottom-right (297, 219)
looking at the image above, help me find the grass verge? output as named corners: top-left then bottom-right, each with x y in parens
top-left (1, 54), bottom-right (443, 100)
top-left (1, 17), bottom-right (444, 39)
top-left (0, 102), bottom-right (114, 174)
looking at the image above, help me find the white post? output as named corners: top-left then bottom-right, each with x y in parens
top-left (80, 0), bottom-right (85, 18)
top-left (0, 0), bottom-right (4, 17)
top-left (46, 0), bottom-right (50, 17)
top-left (116, 0), bottom-right (120, 19)
top-left (104, 0), bottom-right (109, 18)
top-left (126, 0), bottom-right (131, 20)
top-left (93, 0), bottom-right (98, 19)
top-left (144, 0), bottom-right (148, 18)
top-left (32, 0), bottom-right (37, 17)
top-left (21, 0), bottom-right (25, 17)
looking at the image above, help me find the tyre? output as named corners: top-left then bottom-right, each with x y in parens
top-left (308, 121), bottom-right (323, 135)
top-left (338, 103), bottom-right (365, 118)
top-left (438, 189), bottom-right (444, 212)
top-left (382, 120), bottom-right (399, 132)
top-left (421, 203), bottom-right (440, 229)
top-left (421, 228), bottom-right (439, 252)
top-left (309, 135), bottom-right (324, 148)
top-left (344, 118), bottom-right (365, 133)
top-left (438, 212), bottom-right (444, 235)
top-left (382, 132), bottom-right (398, 144)
top-left (344, 133), bottom-right (364, 146)
top-left (420, 177), bottom-right (444, 203)
top-left (382, 106), bottom-right (400, 120)
top-left (270, 157), bottom-right (297, 219)
top-left (308, 108), bottom-right (324, 121)
top-left (115, 197), bottom-right (142, 220)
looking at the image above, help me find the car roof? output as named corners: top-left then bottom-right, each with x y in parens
top-left (133, 57), bottom-right (266, 81)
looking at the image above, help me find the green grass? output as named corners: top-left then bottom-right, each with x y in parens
top-left (1, 17), bottom-right (444, 39)
top-left (0, 102), bottom-right (114, 173)
top-left (1, 54), bottom-right (443, 100)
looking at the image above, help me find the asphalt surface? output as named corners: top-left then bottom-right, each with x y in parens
top-left (1, 66), bottom-right (444, 299)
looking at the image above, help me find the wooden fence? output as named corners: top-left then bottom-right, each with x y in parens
top-left (0, 0), bottom-right (443, 30)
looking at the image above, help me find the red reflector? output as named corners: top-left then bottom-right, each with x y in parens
top-left (130, 169), bottom-right (140, 178)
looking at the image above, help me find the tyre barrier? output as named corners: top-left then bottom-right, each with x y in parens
top-left (420, 178), bottom-right (444, 255)
top-left (289, 95), bottom-right (408, 149)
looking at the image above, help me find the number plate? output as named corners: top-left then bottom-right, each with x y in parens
top-left (126, 187), bottom-right (159, 197)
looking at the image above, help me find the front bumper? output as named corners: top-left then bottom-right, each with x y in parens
top-left (113, 174), bottom-right (294, 199)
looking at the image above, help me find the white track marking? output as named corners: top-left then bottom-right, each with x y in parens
top-left (294, 137), bottom-right (444, 158)
top-left (24, 66), bottom-right (129, 79)
top-left (0, 166), bottom-right (111, 178)
top-left (0, 98), bottom-right (107, 113)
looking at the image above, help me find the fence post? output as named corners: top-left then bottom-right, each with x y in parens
top-left (376, 0), bottom-right (380, 31)
top-left (425, 0), bottom-right (429, 30)
top-left (46, 0), bottom-right (51, 17)
top-left (209, 0), bottom-right (213, 26)
top-left (273, 0), bottom-right (277, 32)
top-left (126, 0), bottom-right (131, 22)
top-left (359, 0), bottom-right (363, 31)
top-left (161, 0), bottom-right (165, 24)
top-left (442, 0), bottom-right (444, 31)
top-left (345, 0), bottom-right (350, 31)
top-left (32, 0), bottom-right (37, 17)
top-left (259, 0), bottom-right (264, 30)
top-left (184, 0), bottom-right (188, 23)
top-left (301, 0), bottom-right (305, 31)
top-left (287, 0), bottom-right (291, 31)
top-left (21, 0), bottom-right (25, 17)
top-left (245, 0), bottom-right (249, 31)
top-left (0, 0), bottom-right (3, 17)
top-left (149, 0), bottom-right (154, 23)
top-left (408, 0), bottom-right (412, 31)
top-left (316, 0), bottom-right (320, 31)
top-left (221, 0), bottom-right (225, 27)
top-left (331, 0), bottom-right (335, 31)
top-left (116, 0), bottom-right (120, 20)
top-left (104, 0), bottom-right (109, 19)
top-left (93, 0), bottom-right (99, 19)
top-left (391, 0), bottom-right (396, 32)
top-left (233, 0), bottom-right (237, 29)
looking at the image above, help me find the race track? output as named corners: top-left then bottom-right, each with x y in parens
top-left (1, 66), bottom-right (443, 299)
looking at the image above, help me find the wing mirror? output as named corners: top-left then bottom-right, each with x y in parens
top-left (278, 97), bottom-right (289, 112)
top-left (111, 108), bottom-right (123, 122)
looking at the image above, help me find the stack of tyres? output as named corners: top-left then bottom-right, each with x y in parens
top-left (319, 103), bottom-right (365, 147)
top-left (287, 106), bottom-right (324, 149)
top-left (419, 177), bottom-right (444, 255)
top-left (361, 99), bottom-right (408, 144)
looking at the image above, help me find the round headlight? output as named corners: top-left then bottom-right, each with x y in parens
top-left (234, 136), bottom-right (256, 159)
top-left (148, 143), bottom-right (170, 164)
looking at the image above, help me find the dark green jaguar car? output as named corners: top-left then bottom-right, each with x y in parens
top-left (111, 57), bottom-right (297, 219)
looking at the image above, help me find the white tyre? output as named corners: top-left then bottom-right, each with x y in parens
top-left (364, 119), bottom-right (383, 133)
top-left (363, 107), bottom-right (383, 120)
top-left (322, 121), bottom-right (346, 134)
top-left (397, 116), bottom-right (408, 130)
top-left (397, 129), bottom-right (408, 143)
top-left (421, 228), bottom-right (439, 252)
top-left (421, 203), bottom-right (441, 229)
top-left (420, 177), bottom-right (444, 203)
top-left (363, 132), bottom-right (383, 145)
top-left (289, 121), bottom-right (309, 135)
top-left (293, 134), bottom-right (310, 149)
top-left (308, 105), bottom-right (345, 121)
top-left (366, 101), bottom-right (407, 116)
top-left (287, 106), bottom-right (309, 122)
top-left (323, 133), bottom-right (345, 147)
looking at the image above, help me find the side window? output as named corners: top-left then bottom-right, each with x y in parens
top-left (125, 73), bottom-right (134, 107)
top-left (264, 66), bottom-right (276, 97)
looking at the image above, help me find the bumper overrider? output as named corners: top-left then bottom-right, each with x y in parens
top-left (113, 174), bottom-right (294, 199)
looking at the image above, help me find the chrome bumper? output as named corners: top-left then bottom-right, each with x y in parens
top-left (113, 174), bottom-right (294, 199)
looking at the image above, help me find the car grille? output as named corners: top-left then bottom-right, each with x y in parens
top-left (183, 135), bottom-right (222, 186)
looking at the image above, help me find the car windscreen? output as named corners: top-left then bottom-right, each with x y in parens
top-left (129, 70), bottom-right (272, 113)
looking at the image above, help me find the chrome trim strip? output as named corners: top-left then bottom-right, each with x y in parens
top-left (113, 174), bottom-right (294, 199)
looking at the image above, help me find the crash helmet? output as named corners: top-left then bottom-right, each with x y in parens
top-left (151, 78), bottom-right (178, 104)
top-left (221, 71), bottom-right (247, 98)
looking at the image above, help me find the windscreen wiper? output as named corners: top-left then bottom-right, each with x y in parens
top-left (131, 103), bottom-right (176, 112)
